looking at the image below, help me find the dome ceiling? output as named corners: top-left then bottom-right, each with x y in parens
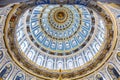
top-left (1, 0), bottom-right (119, 80)
top-left (15, 4), bottom-right (107, 71)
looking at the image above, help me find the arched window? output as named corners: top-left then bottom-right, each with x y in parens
top-left (36, 55), bottom-right (43, 66)
top-left (46, 59), bottom-right (53, 69)
top-left (20, 40), bottom-right (28, 52)
top-left (0, 62), bottom-right (13, 80)
top-left (81, 28), bottom-right (87, 36)
top-left (17, 30), bottom-right (24, 41)
top-left (107, 65), bottom-right (120, 80)
top-left (86, 50), bottom-right (93, 60)
top-left (57, 61), bottom-right (63, 70)
top-left (84, 21), bottom-right (91, 30)
top-left (77, 56), bottom-right (84, 66)
top-left (68, 60), bottom-right (73, 69)
top-left (96, 74), bottom-right (104, 80)
top-left (33, 28), bottom-right (40, 36)
top-left (92, 42), bottom-right (99, 53)
top-left (96, 43), bottom-right (100, 51)
top-left (31, 21), bottom-right (38, 28)
top-left (99, 20), bottom-right (105, 30)
top-left (98, 32), bottom-right (104, 42)
top-left (27, 49), bottom-right (35, 60)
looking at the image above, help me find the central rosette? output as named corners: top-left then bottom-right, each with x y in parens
top-left (48, 6), bottom-right (73, 30)
top-left (56, 11), bottom-right (65, 21)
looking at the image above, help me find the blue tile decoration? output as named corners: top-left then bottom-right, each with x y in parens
top-left (30, 5), bottom-right (92, 54)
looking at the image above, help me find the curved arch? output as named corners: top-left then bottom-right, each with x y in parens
top-left (97, 31), bottom-right (104, 42)
top-left (95, 42), bottom-right (100, 51)
top-left (16, 29), bottom-right (24, 41)
top-left (46, 59), bottom-right (53, 69)
top-left (77, 56), bottom-right (84, 66)
top-left (20, 40), bottom-right (29, 52)
top-left (0, 61), bottom-right (13, 80)
top-left (36, 55), bottom-right (44, 66)
top-left (57, 61), bottom-right (64, 70)
top-left (107, 63), bottom-right (120, 80)
top-left (13, 71), bottom-right (25, 80)
top-left (67, 59), bottom-right (74, 69)
top-left (98, 72), bottom-right (107, 80)
top-left (92, 41), bottom-right (100, 53)
top-left (85, 50), bottom-right (93, 60)
top-left (95, 74), bottom-right (104, 80)
top-left (27, 49), bottom-right (35, 61)
top-left (109, 62), bottom-right (120, 74)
